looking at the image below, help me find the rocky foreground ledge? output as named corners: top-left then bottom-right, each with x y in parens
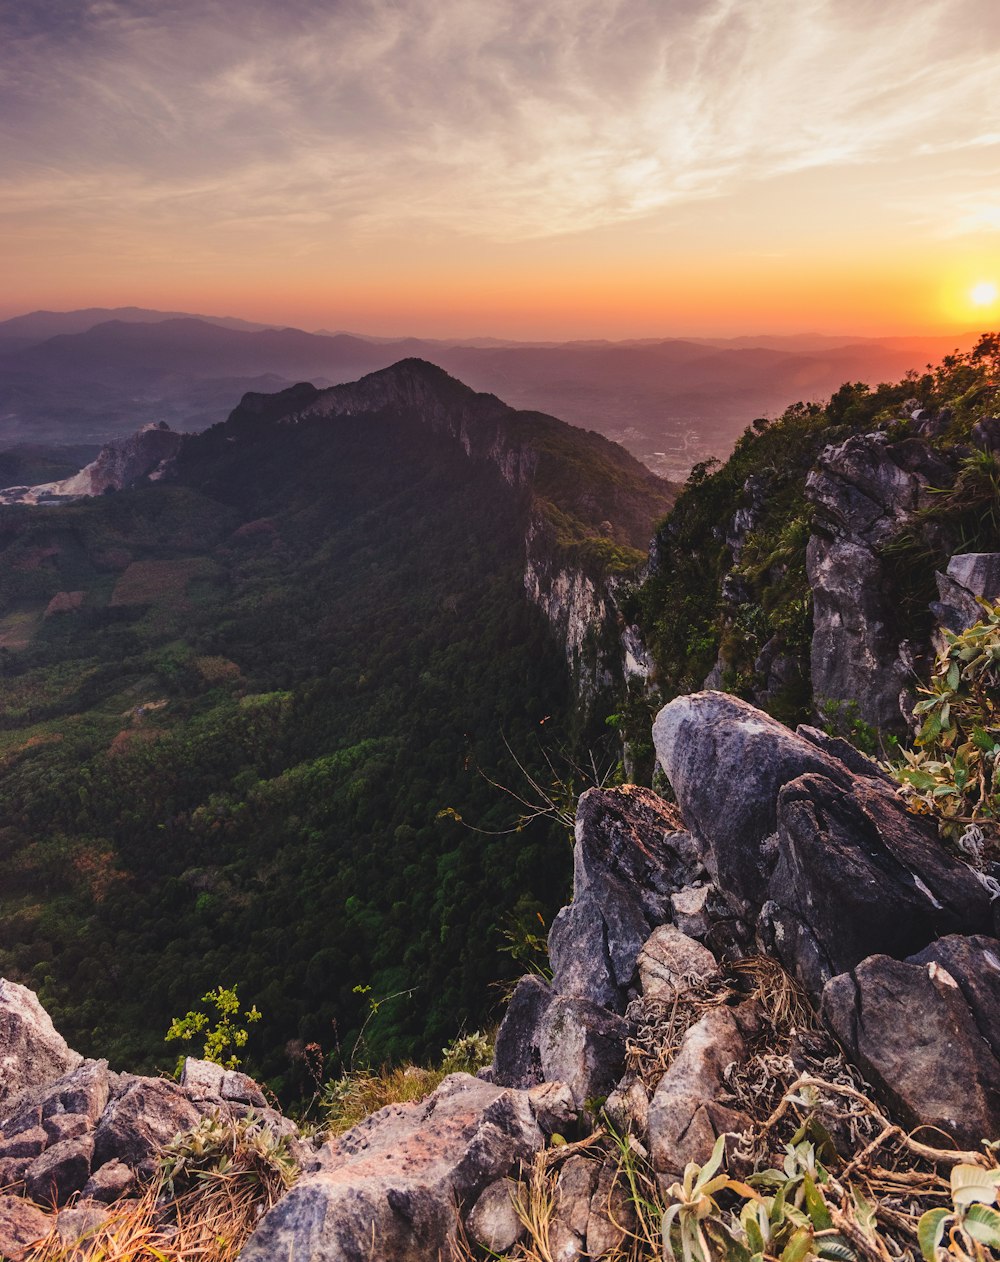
top-left (4, 691), bottom-right (1000, 1260)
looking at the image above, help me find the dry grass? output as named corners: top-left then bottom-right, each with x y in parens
top-left (23, 1112), bottom-right (298, 1262)
top-left (109, 559), bottom-right (215, 608)
top-left (320, 1065), bottom-right (448, 1137)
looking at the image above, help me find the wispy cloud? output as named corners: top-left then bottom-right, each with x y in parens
top-left (2, 0), bottom-right (999, 245)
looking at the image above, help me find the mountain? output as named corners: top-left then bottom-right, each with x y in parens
top-left (0, 360), bottom-right (670, 1078)
top-left (0, 310), bottom-right (979, 476)
top-left (0, 306), bottom-right (275, 351)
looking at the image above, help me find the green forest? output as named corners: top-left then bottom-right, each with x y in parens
top-left (0, 405), bottom-right (597, 1095)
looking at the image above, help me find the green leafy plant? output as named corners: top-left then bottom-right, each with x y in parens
top-left (165, 983), bottom-right (262, 1072)
top-left (918, 1163), bottom-right (1000, 1260)
top-left (890, 602), bottom-right (1000, 845)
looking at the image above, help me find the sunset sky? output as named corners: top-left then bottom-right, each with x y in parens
top-left (2, 0), bottom-right (999, 339)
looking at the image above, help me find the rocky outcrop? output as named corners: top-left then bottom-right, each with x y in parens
top-left (0, 980), bottom-right (82, 1109)
top-left (0, 423), bottom-right (183, 505)
top-left (805, 432), bottom-right (953, 731)
top-left (933, 552), bottom-right (1000, 637)
top-left (239, 1074), bottom-right (553, 1262)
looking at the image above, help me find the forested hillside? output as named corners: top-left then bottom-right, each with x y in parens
top-left (0, 387), bottom-right (628, 1092)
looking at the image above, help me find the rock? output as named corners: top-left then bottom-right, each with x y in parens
top-left (637, 925), bottom-right (717, 999)
top-left (0, 979), bottom-right (82, 1109)
top-left (42, 1113), bottom-right (92, 1146)
top-left (908, 935), bottom-right (1000, 1060)
top-left (526, 1081), bottom-right (577, 1135)
top-left (92, 1078), bottom-right (204, 1174)
top-left (0, 1157), bottom-right (29, 1190)
top-left (972, 416), bottom-right (1000, 454)
top-left (604, 1076), bottom-right (650, 1140)
top-left (653, 691), bottom-right (851, 914)
top-left (555, 1156), bottom-right (598, 1237)
top-left (586, 1161), bottom-right (637, 1258)
top-left (56, 1200), bottom-right (109, 1247)
top-left (933, 553), bottom-right (1000, 636)
top-left (0, 1128), bottom-right (47, 1160)
top-left (491, 974), bottom-right (554, 1089)
top-left (0, 1194), bottom-right (50, 1260)
top-left (763, 773), bottom-right (994, 998)
top-left (822, 954), bottom-right (1000, 1149)
top-left (81, 1158), bottom-right (135, 1204)
top-left (548, 1218), bottom-right (585, 1261)
top-left (537, 998), bottom-right (629, 1108)
top-left (239, 1074), bottom-right (545, 1262)
top-left (648, 1006), bottom-right (751, 1178)
top-left (180, 1058), bottom-right (268, 1109)
top-left (795, 725), bottom-right (892, 784)
top-left (549, 787), bottom-right (701, 1012)
top-left (38, 1059), bottom-right (110, 1127)
top-left (25, 1133), bottom-right (94, 1207)
top-left (465, 1177), bottom-right (524, 1253)
top-left (670, 885), bottom-right (713, 939)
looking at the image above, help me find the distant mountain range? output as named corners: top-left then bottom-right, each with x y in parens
top-left (0, 307), bottom-right (981, 478)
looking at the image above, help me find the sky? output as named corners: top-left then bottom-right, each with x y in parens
top-left (1, 0), bottom-right (999, 339)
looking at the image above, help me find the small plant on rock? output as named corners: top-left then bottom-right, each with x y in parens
top-left (165, 983), bottom-right (262, 1072)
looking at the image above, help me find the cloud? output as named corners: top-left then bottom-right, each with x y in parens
top-left (2, 0), bottom-right (999, 245)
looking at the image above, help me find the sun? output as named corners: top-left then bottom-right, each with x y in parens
top-left (970, 280), bottom-right (998, 307)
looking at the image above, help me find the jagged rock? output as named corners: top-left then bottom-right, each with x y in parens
top-left (795, 725), bottom-right (892, 784)
top-left (0, 979), bottom-right (83, 1109)
top-left (555, 1156), bottom-right (599, 1237)
top-left (239, 1074), bottom-right (544, 1262)
top-left (0, 1194), bottom-right (49, 1260)
top-left (38, 1059), bottom-right (110, 1127)
top-left (92, 1078), bottom-right (204, 1175)
top-left (637, 925), bottom-right (717, 999)
top-left (763, 773), bottom-right (994, 998)
top-left (908, 935), bottom-right (1000, 1059)
top-left (822, 954), bottom-right (1000, 1148)
top-left (0, 1157), bottom-right (29, 1189)
top-left (180, 1058), bottom-right (268, 1109)
top-left (526, 1081), bottom-right (577, 1135)
top-left (670, 885), bottom-right (713, 939)
top-left (0, 1128), bottom-right (47, 1160)
top-left (82, 1158), bottom-right (135, 1204)
top-left (42, 1113), bottom-right (92, 1146)
top-left (653, 691), bottom-right (851, 914)
top-left (56, 1200), bottom-right (109, 1247)
top-left (25, 1134), bottom-right (94, 1207)
top-left (537, 998), bottom-right (629, 1108)
top-left (491, 974), bottom-right (554, 1089)
top-left (933, 553), bottom-right (1000, 635)
top-left (586, 1161), bottom-right (637, 1258)
top-left (465, 1177), bottom-right (524, 1253)
top-left (549, 787), bottom-right (699, 1012)
top-left (604, 1075), bottom-right (650, 1140)
top-left (648, 1006), bottom-right (752, 1178)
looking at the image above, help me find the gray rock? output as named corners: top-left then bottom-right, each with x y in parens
top-left (548, 787), bottom-right (701, 1013)
top-left (555, 1155), bottom-right (598, 1237)
top-left (549, 1218), bottom-right (586, 1261)
top-left (526, 1081), bottom-right (577, 1135)
top-left (586, 1161), bottom-right (637, 1258)
top-left (81, 1157), bottom-right (136, 1204)
top-left (0, 1127), bottom-right (47, 1160)
top-left (537, 998), bottom-right (629, 1108)
top-left (0, 979), bottom-right (82, 1110)
top-left (908, 935), bottom-right (1000, 1060)
top-left (56, 1200), bottom-right (109, 1247)
top-left (42, 1113), bottom-right (92, 1147)
top-left (648, 1006), bottom-right (752, 1178)
top-left (604, 1076), bottom-right (650, 1140)
top-left (764, 773), bottom-right (994, 998)
top-left (670, 885), bottom-right (713, 939)
top-left (972, 416), bottom-right (1000, 454)
top-left (934, 554), bottom-right (1000, 635)
top-left (0, 1194), bottom-right (50, 1260)
top-left (92, 1078), bottom-right (204, 1174)
top-left (34, 1059), bottom-right (110, 1128)
top-left (637, 925), bottom-right (717, 999)
top-left (822, 954), bottom-right (1000, 1149)
top-left (653, 691), bottom-right (851, 914)
top-left (0, 1156), bottom-right (29, 1189)
top-left (180, 1058), bottom-right (268, 1109)
top-left (465, 1177), bottom-right (524, 1253)
top-left (25, 1133), bottom-right (94, 1207)
top-left (491, 974), bottom-right (554, 1089)
top-left (238, 1074), bottom-right (544, 1262)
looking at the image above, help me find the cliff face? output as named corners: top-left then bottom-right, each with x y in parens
top-left (0, 423), bottom-right (182, 505)
top-left (285, 359), bottom-right (674, 698)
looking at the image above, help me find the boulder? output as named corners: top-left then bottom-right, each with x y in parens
top-left (586, 1161), bottom-right (637, 1258)
top-left (648, 1006), bottom-right (752, 1178)
top-left (25, 1133), bottom-right (94, 1207)
top-left (82, 1157), bottom-right (136, 1204)
top-left (465, 1177), bottom-right (524, 1254)
top-left (548, 787), bottom-right (702, 1012)
top-left (537, 998), bottom-right (629, 1109)
top-left (933, 553), bottom-right (1000, 636)
top-left (92, 1078), bottom-right (205, 1174)
top-left (555, 1155), bottom-right (598, 1238)
top-left (909, 935), bottom-right (1000, 1058)
top-left (491, 974), bottom-right (554, 1089)
top-left (0, 1194), bottom-right (49, 1261)
top-left (238, 1074), bottom-right (545, 1262)
top-left (525, 1081), bottom-right (577, 1135)
top-left (637, 925), bottom-right (717, 999)
top-left (180, 1058), bottom-right (268, 1109)
top-left (0, 980), bottom-right (82, 1110)
top-left (56, 1200), bottom-right (109, 1248)
top-left (822, 954), bottom-right (1000, 1148)
top-left (763, 773), bottom-right (994, 998)
top-left (653, 692), bottom-right (851, 913)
